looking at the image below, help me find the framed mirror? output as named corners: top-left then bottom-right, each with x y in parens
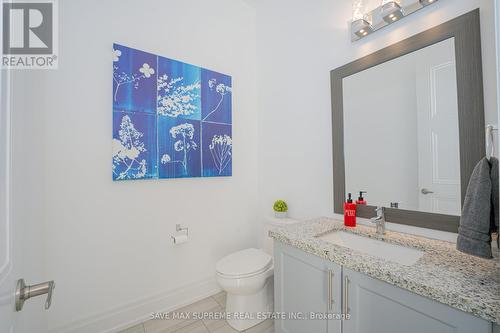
top-left (331, 10), bottom-right (485, 232)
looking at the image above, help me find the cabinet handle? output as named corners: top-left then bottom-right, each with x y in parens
top-left (327, 270), bottom-right (332, 310)
top-left (327, 270), bottom-right (334, 310)
top-left (343, 276), bottom-right (349, 316)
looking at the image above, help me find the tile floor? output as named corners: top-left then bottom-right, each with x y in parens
top-left (119, 292), bottom-right (274, 333)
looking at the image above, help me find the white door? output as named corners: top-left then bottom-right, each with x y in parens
top-left (415, 38), bottom-right (461, 216)
top-left (0, 61), bottom-right (16, 333)
top-left (0, 53), bottom-right (51, 333)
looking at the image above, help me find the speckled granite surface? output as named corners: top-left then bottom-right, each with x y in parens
top-left (269, 217), bottom-right (500, 324)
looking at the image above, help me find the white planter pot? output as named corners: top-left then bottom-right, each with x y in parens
top-left (274, 211), bottom-right (287, 218)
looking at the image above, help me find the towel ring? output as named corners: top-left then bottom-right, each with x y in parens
top-left (486, 124), bottom-right (497, 160)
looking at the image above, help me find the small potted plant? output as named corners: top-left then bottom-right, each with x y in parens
top-left (273, 200), bottom-right (288, 218)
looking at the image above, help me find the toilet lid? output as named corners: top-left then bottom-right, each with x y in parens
top-left (216, 248), bottom-right (272, 277)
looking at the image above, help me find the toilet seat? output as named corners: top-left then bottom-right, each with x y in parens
top-left (216, 248), bottom-right (272, 279)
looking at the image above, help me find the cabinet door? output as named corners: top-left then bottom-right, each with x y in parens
top-left (342, 267), bottom-right (491, 333)
top-left (274, 242), bottom-right (342, 333)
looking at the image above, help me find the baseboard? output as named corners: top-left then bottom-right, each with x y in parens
top-left (48, 276), bottom-right (221, 333)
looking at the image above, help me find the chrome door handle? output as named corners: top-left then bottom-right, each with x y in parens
top-left (15, 278), bottom-right (55, 311)
top-left (343, 276), bottom-right (349, 316)
top-left (421, 188), bottom-right (434, 195)
top-left (327, 270), bottom-right (334, 310)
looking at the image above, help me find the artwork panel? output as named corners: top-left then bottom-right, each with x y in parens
top-left (157, 56), bottom-right (201, 120)
top-left (112, 44), bottom-right (233, 181)
top-left (112, 111), bottom-right (157, 180)
top-left (113, 43), bottom-right (157, 114)
top-left (158, 116), bottom-right (202, 179)
top-left (202, 122), bottom-right (232, 177)
top-left (201, 68), bottom-right (232, 124)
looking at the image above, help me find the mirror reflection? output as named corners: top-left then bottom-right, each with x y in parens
top-left (343, 38), bottom-right (461, 215)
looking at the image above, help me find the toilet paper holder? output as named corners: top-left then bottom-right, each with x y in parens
top-left (175, 224), bottom-right (188, 236)
top-left (171, 224), bottom-right (189, 244)
top-left (170, 224), bottom-right (189, 239)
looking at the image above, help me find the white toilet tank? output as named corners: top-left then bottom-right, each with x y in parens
top-left (263, 216), bottom-right (299, 255)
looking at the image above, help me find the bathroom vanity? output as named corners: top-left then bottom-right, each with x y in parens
top-left (297, 10), bottom-right (500, 332)
top-left (270, 219), bottom-right (499, 333)
top-left (270, 9), bottom-right (500, 333)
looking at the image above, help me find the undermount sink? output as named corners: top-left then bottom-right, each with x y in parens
top-left (317, 231), bottom-right (424, 266)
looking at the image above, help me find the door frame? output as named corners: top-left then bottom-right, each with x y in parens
top-left (0, 44), bottom-right (13, 285)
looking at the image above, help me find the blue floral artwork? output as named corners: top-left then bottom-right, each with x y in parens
top-left (202, 122), bottom-right (232, 177)
top-left (113, 44), bottom-right (157, 114)
top-left (201, 69), bottom-right (232, 124)
top-left (157, 56), bottom-right (201, 120)
top-left (112, 43), bottom-right (232, 181)
top-left (112, 111), bottom-right (157, 180)
top-left (158, 118), bottom-right (201, 178)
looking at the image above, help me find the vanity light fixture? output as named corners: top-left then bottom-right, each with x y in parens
top-left (381, 1), bottom-right (404, 23)
top-left (351, 0), bottom-right (439, 41)
top-left (351, 0), bottom-right (374, 38)
top-left (352, 18), bottom-right (373, 38)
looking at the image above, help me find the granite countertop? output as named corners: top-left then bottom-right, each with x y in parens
top-left (269, 217), bottom-right (500, 324)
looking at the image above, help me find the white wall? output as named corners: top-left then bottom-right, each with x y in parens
top-left (11, 0), bottom-right (258, 332)
top-left (255, 0), bottom-right (498, 222)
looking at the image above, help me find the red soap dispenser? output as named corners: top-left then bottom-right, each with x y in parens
top-left (344, 193), bottom-right (357, 227)
top-left (356, 191), bottom-right (367, 205)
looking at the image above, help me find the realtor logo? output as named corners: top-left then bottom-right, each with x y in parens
top-left (2, 0), bottom-right (58, 69)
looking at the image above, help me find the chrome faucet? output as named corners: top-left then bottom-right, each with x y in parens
top-left (370, 206), bottom-right (386, 235)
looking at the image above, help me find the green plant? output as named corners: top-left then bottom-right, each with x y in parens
top-left (273, 200), bottom-right (288, 212)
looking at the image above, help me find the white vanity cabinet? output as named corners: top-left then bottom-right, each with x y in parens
top-left (274, 242), bottom-right (492, 333)
top-left (274, 242), bottom-right (342, 333)
top-left (342, 267), bottom-right (491, 333)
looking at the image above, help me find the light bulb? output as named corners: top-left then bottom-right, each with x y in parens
top-left (381, 1), bottom-right (404, 23)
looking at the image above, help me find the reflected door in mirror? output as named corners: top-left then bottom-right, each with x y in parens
top-left (415, 41), bottom-right (461, 215)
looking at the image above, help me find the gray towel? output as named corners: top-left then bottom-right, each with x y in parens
top-left (456, 157), bottom-right (499, 258)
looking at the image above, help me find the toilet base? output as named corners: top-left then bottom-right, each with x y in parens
top-left (225, 278), bottom-right (274, 331)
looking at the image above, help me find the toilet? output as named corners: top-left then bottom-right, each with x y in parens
top-left (215, 217), bottom-right (298, 331)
